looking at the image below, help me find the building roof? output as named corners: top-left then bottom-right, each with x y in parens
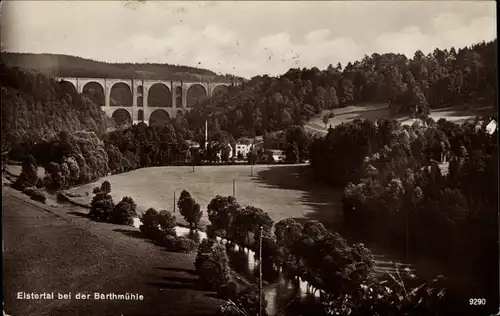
top-left (236, 137), bottom-right (253, 145)
top-left (186, 140), bottom-right (200, 146)
top-left (265, 149), bottom-right (283, 154)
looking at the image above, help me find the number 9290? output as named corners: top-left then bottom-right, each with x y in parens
top-left (469, 298), bottom-right (486, 305)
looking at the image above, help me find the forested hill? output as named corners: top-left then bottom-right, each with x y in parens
top-left (188, 40), bottom-right (497, 139)
top-left (1, 52), bottom-right (237, 82)
top-left (1, 62), bottom-right (114, 158)
top-left (1, 40), bottom-right (496, 153)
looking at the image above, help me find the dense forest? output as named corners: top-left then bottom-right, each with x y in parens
top-left (310, 117), bottom-right (498, 314)
top-left (1, 62), bottom-right (114, 159)
top-left (186, 40), bottom-right (496, 139)
top-left (1, 52), bottom-right (237, 82)
top-left (2, 40), bottom-right (496, 148)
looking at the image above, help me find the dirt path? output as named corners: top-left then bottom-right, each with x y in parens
top-left (2, 186), bottom-right (222, 316)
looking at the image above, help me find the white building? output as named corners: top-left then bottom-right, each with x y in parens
top-left (265, 149), bottom-right (284, 162)
top-left (186, 140), bottom-right (200, 149)
top-left (235, 143), bottom-right (252, 158)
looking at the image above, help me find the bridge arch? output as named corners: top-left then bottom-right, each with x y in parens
top-left (138, 109), bottom-right (144, 122)
top-left (110, 82), bottom-right (132, 107)
top-left (186, 84), bottom-right (207, 107)
top-left (112, 109), bottom-right (132, 127)
top-left (149, 109), bottom-right (171, 126)
top-left (212, 84), bottom-right (229, 97)
top-left (82, 81), bottom-right (105, 105)
top-left (148, 83), bottom-right (172, 107)
top-left (59, 80), bottom-right (77, 96)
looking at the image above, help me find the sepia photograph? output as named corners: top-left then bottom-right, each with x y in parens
top-left (1, 1), bottom-right (498, 316)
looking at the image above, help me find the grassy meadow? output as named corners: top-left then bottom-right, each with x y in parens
top-left (306, 103), bottom-right (495, 136)
top-left (65, 164), bottom-right (344, 229)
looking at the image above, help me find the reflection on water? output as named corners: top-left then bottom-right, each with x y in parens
top-left (132, 218), bottom-right (320, 315)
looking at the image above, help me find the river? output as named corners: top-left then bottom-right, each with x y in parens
top-left (132, 219), bottom-right (320, 315)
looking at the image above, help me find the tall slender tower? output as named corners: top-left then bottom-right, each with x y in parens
top-left (205, 120), bottom-right (208, 148)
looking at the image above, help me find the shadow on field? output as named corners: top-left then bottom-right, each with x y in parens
top-left (67, 211), bottom-right (91, 219)
top-left (146, 275), bottom-right (201, 290)
top-left (155, 267), bottom-right (198, 276)
top-left (204, 293), bottom-right (219, 299)
top-left (333, 106), bottom-right (389, 118)
top-left (255, 165), bottom-right (343, 229)
top-left (114, 228), bottom-right (149, 240)
top-left (432, 107), bottom-right (494, 118)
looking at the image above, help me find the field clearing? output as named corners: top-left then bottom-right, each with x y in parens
top-left (399, 105), bottom-right (495, 126)
top-left (306, 103), bottom-right (390, 135)
top-left (305, 103), bottom-right (496, 135)
top-left (5, 164), bottom-right (46, 178)
top-left (65, 164), bottom-right (344, 229)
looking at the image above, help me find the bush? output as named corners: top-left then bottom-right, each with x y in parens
top-left (89, 181), bottom-right (115, 221)
top-left (195, 239), bottom-right (231, 290)
top-left (89, 192), bottom-right (114, 221)
top-left (178, 193), bottom-right (203, 229)
top-left (158, 233), bottom-right (177, 248)
top-left (139, 208), bottom-right (161, 238)
top-left (138, 208), bottom-right (194, 253)
top-left (111, 196), bottom-right (137, 225)
top-left (23, 186), bottom-right (47, 203)
top-left (173, 236), bottom-right (197, 253)
top-left (13, 154), bottom-right (39, 190)
top-left (217, 280), bottom-right (240, 300)
top-left (187, 229), bottom-right (201, 244)
top-left (322, 272), bottom-right (448, 316)
top-left (157, 210), bottom-right (177, 237)
top-left (215, 303), bottom-right (242, 316)
top-left (195, 238), bottom-right (216, 273)
top-left (233, 286), bottom-right (268, 316)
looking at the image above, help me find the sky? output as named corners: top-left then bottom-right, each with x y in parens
top-left (1, 0), bottom-right (497, 78)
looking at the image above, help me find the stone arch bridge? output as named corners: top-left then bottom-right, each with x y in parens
top-left (56, 77), bottom-right (230, 126)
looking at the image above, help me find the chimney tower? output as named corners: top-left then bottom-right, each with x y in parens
top-left (205, 120), bottom-right (208, 148)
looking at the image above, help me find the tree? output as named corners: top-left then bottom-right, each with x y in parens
top-left (89, 182), bottom-right (115, 222)
top-left (178, 193), bottom-right (203, 229)
top-left (157, 210), bottom-right (177, 237)
top-left (221, 145), bottom-right (231, 162)
top-left (94, 180), bottom-right (111, 195)
top-left (302, 220), bottom-right (328, 241)
top-left (195, 241), bottom-right (231, 290)
top-left (139, 207), bottom-right (161, 238)
top-left (207, 195), bottom-right (241, 238)
top-left (111, 196), bottom-right (137, 225)
top-left (323, 113), bottom-right (330, 128)
top-left (233, 286), bottom-right (268, 316)
top-left (14, 154), bottom-right (38, 189)
top-left (247, 149), bottom-right (257, 165)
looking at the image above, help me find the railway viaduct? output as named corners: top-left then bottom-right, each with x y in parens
top-left (56, 77), bottom-right (231, 125)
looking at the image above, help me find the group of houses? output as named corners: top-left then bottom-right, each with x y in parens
top-left (185, 138), bottom-right (284, 162)
top-left (184, 121), bottom-right (284, 162)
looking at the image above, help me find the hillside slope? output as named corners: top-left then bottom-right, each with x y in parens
top-left (1, 63), bottom-right (114, 158)
top-left (1, 52), bottom-right (237, 82)
top-left (2, 187), bottom-right (222, 316)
